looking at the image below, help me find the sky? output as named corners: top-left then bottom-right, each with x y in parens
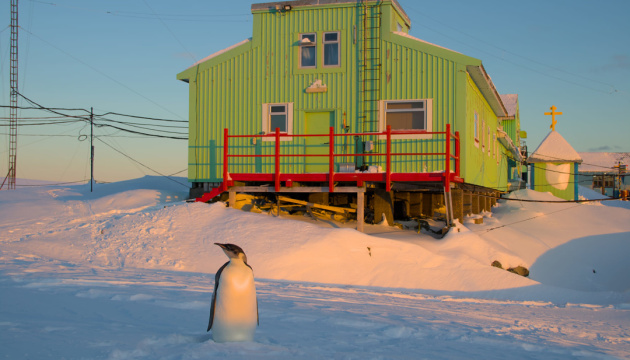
top-left (0, 0), bottom-right (628, 183)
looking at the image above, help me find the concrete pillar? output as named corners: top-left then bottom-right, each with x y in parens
top-left (422, 193), bottom-right (433, 218)
top-left (472, 192), bottom-right (480, 214)
top-left (432, 193), bottom-right (444, 218)
top-left (309, 193), bottom-right (329, 206)
top-left (409, 192), bottom-right (423, 217)
top-left (452, 188), bottom-right (464, 224)
top-left (357, 192), bottom-right (365, 233)
top-left (464, 191), bottom-right (473, 216)
top-left (374, 189), bottom-right (394, 225)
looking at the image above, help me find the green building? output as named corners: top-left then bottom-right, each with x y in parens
top-left (528, 130), bottom-right (582, 201)
top-left (177, 0), bottom-right (525, 225)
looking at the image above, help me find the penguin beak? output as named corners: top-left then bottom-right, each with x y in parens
top-left (214, 243), bottom-right (226, 249)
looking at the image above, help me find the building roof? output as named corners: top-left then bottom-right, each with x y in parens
top-left (527, 131), bottom-right (582, 163)
top-left (252, 0), bottom-right (411, 26)
top-left (577, 152), bottom-right (630, 173)
top-left (499, 94), bottom-right (518, 117)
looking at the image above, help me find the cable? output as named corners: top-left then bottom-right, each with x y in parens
top-left (141, 0), bottom-right (197, 62)
top-left (403, 5), bottom-right (620, 95)
top-left (20, 28), bottom-right (185, 119)
top-left (95, 116), bottom-right (188, 130)
top-left (95, 137), bottom-right (189, 188)
top-left (13, 179), bottom-right (89, 187)
top-left (94, 122), bottom-right (188, 140)
top-left (97, 111), bottom-right (187, 123)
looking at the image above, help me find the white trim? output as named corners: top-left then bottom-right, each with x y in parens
top-left (377, 99), bottom-right (433, 140)
top-left (322, 31), bottom-right (340, 68)
top-left (186, 38), bottom-right (251, 70)
top-left (299, 33), bottom-right (317, 69)
top-left (262, 102), bottom-right (293, 142)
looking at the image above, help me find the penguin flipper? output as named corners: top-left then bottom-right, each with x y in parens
top-left (208, 261), bottom-right (229, 332)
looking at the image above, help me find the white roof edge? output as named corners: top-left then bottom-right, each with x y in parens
top-left (392, 31), bottom-right (461, 54)
top-left (186, 38), bottom-right (252, 70)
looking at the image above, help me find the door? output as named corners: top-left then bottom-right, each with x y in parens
top-left (305, 112), bottom-right (334, 173)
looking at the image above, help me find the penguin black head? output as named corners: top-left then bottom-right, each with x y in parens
top-left (215, 243), bottom-right (248, 264)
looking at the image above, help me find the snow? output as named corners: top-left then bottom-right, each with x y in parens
top-left (499, 94), bottom-right (518, 117)
top-left (2, 176), bottom-right (630, 359)
top-left (528, 131), bottom-right (583, 163)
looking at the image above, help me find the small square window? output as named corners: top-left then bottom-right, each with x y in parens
top-left (268, 105), bottom-right (287, 133)
top-left (262, 103), bottom-right (293, 141)
top-left (323, 31), bottom-right (340, 67)
top-left (300, 33), bottom-right (316, 68)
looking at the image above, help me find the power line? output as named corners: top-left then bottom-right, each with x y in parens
top-left (20, 28), bottom-right (185, 120)
top-left (95, 137), bottom-right (189, 188)
top-left (403, 5), bottom-right (620, 95)
top-left (97, 111), bottom-right (187, 123)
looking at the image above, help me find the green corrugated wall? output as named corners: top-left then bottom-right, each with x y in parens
top-left (179, 0), bottom-right (512, 190)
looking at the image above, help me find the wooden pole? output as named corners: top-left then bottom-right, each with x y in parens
top-left (357, 191), bottom-right (364, 233)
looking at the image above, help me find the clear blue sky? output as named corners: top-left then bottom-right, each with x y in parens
top-left (1, 0), bottom-right (628, 183)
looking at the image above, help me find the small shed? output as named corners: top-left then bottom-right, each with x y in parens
top-left (527, 131), bottom-right (582, 201)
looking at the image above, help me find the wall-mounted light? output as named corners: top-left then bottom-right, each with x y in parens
top-left (283, 4), bottom-right (292, 11)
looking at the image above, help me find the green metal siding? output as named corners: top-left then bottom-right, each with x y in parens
top-left (463, 74), bottom-right (507, 190)
top-left (179, 0), bottom-right (514, 190)
top-left (531, 162), bottom-right (577, 200)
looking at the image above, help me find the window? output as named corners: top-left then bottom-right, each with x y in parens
top-left (487, 127), bottom-right (491, 156)
top-left (474, 112), bottom-right (479, 147)
top-left (323, 32), bottom-right (340, 67)
top-left (479, 120), bottom-right (486, 152)
top-left (379, 99), bottom-right (433, 139)
top-left (299, 33), bottom-right (316, 68)
top-left (593, 175), bottom-right (614, 188)
top-left (269, 105), bottom-right (287, 132)
top-left (262, 103), bottom-right (293, 141)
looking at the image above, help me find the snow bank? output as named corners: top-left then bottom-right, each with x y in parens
top-left (2, 177), bottom-right (630, 297)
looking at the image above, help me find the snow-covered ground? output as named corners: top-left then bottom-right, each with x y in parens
top-left (1, 176), bottom-right (629, 359)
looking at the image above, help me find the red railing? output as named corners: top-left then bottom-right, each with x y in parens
top-left (222, 124), bottom-right (460, 193)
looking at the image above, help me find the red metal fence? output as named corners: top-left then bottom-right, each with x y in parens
top-left (221, 124), bottom-right (460, 193)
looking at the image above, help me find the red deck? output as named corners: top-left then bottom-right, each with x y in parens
top-left (197, 125), bottom-right (461, 201)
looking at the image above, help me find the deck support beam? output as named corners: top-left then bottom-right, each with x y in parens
top-left (357, 191), bottom-right (365, 233)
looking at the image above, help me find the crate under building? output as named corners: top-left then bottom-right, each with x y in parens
top-left (176, 0), bottom-right (527, 231)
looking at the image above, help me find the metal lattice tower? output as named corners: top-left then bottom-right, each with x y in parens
top-left (8, 0), bottom-right (19, 189)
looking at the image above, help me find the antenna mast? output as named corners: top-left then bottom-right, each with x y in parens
top-left (8, 0), bottom-right (19, 189)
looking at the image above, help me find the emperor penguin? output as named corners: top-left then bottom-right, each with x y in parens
top-left (208, 243), bottom-right (259, 342)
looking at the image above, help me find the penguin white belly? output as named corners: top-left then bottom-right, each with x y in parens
top-left (212, 262), bottom-right (257, 342)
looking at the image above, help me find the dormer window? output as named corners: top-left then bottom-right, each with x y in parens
top-left (323, 31), bottom-right (340, 67)
top-left (299, 33), bottom-right (316, 68)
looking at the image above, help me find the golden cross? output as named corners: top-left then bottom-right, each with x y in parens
top-left (544, 105), bottom-right (563, 131)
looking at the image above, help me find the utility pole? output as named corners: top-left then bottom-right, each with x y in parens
top-left (90, 107), bottom-right (94, 192)
top-left (8, 0), bottom-right (19, 189)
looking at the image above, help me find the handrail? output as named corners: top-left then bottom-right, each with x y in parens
top-left (222, 125), bottom-right (460, 192)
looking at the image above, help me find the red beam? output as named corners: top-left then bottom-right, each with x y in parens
top-left (329, 127), bottom-right (335, 193)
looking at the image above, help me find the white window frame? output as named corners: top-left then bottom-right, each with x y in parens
top-left (299, 33), bottom-right (317, 69)
top-left (378, 99), bottom-right (433, 140)
top-left (322, 31), bottom-right (340, 67)
top-left (262, 102), bottom-right (293, 142)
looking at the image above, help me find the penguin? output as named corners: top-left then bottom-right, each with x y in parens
top-left (208, 243), bottom-right (259, 342)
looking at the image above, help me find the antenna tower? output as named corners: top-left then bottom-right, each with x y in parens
top-left (8, 0), bottom-right (19, 189)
